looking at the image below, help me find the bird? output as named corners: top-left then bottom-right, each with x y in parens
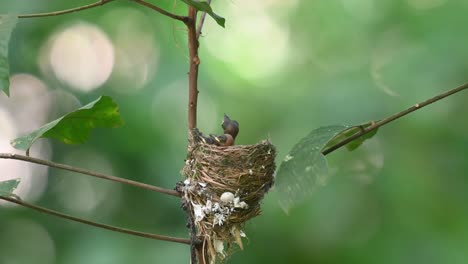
top-left (211, 133), bottom-right (234, 146)
top-left (199, 114), bottom-right (239, 146)
top-left (222, 114), bottom-right (239, 139)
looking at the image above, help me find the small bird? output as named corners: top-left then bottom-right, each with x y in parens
top-left (199, 114), bottom-right (239, 146)
top-left (222, 114), bottom-right (239, 139)
top-left (211, 133), bottom-right (234, 146)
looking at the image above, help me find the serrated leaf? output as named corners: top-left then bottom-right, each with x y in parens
top-left (0, 178), bottom-right (20, 196)
top-left (181, 0), bottom-right (225, 27)
top-left (276, 125), bottom-right (349, 214)
top-left (0, 15), bottom-right (18, 96)
top-left (326, 121), bottom-right (379, 151)
top-left (11, 96), bottom-right (123, 151)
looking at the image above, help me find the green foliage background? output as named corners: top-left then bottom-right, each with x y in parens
top-left (1, 0), bottom-right (468, 263)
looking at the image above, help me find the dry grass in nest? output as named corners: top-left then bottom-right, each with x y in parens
top-left (180, 129), bottom-right (276, 263)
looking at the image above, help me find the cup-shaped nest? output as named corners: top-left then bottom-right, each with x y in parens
top-left (180, 130), bottom-right (276, 262)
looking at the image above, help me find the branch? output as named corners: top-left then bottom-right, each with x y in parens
top-left (196, 0), bottom-right (212, 39)
top-left (187, 7), bottom-right (200, 129)
top-left (18, 0), bottom-right (116, 18)
top-left (0, 195), bottom-right (190, 245)
top-left (184, 6), bottom-right (203, 263)
top-left (322, 82), bottom-right (468, 155)
top-left (132, 0), bottom-right (189, 22)
top-left (0, 153), bottom-right (180, 197)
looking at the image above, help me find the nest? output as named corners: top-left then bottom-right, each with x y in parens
top-left (180, 129), bottom-right (276, 263)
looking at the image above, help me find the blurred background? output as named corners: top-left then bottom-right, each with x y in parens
top-left (1, 0), bottom-right (468, 263)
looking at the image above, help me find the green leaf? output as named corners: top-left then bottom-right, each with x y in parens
top-left (11, 96), bottom-right (123, 151)
top-left (181, 0), bottom-right (225, 27)
top-left (0, 178), bottom-right (20, 196)
top-left (326, 121), bottom-right (379, 151)
top-left (276, 125), bottom-right (349, 214)
top-left (0, 15), bottom-right (18, 96)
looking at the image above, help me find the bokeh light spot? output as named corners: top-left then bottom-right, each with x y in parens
top-left (48, 22), bottom-right (115, 92)
top-left (204, 1), bottom-right (292, 84)
top-left (0, 74), bottom-right (51, 203)
top-left (101, 8), bottom-right (160, 93)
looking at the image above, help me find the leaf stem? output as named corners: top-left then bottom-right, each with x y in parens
top-left (0, 195), bottom-right (190, 245)
top-left (18, 0), bottom-right (116, 18)
top-left (0, 153), bottom-right (181, 197)
top-left (132, 0), bottom-right (189, 22)
top-left (196, 0), bottom-right (212, 39)
top-left (322, 82), bottom-right (468, 155)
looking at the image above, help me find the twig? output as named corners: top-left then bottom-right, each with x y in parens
top-left (322, 82), bottom-right (468, 155)
top-left (0, 153), bottom-right (181, 197)
top-left (0, 195), bottom-right (190, 245)
top-left (18, 0), bottom-right (116, 18)
top-left (196, 0), bottom-right (212, 39)
top-left (132, 0), bottom-right (189, 22)
top-left (187, 7), bottom-right (200, 130)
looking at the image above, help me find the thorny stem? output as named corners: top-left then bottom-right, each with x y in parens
top-left (0, 153), bottom-right (181, 197)
top-left (132, 0), bottom-right (189, 22)
top-left (322, 81), bottom-right (468, 155)
top-left (196, 0), bottom-right (212, 39)
top-left (18, 0), bottom-right (116, 18)
top-left (0, 195), bottom-right (190, 245)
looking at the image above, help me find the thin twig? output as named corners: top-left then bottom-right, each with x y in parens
top-left (0, 153), bottom-right (181, 197)
top-left (18, 0), bottom-right (116, 18)
top-left (322, 82), bottom-right (468, 155)
top-left (187, 7), bottom-right (200, 130)
top-left (196, 0), bottom-right (212, 39)
top-left (133, 0), bottom-right (189, 22)
top-left (0, 195), bottom-right (190, 245)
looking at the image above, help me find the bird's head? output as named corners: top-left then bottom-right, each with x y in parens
top-left (222, 114), bottom-right (239, 139)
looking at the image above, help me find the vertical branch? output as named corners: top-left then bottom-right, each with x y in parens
top-left (186, 7), bottom-right (204, 264)
top-left (187, 7), bottom-right (200, 129)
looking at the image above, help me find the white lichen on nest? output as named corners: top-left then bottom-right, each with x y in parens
top-left (180, 129), bottom-right (276, 263)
